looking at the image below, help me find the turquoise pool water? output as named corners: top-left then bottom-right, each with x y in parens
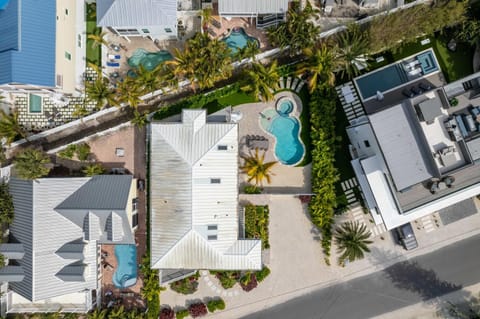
top-left (263, 98), bottom-right (305, 165)
top-left (128, 48), bottom-right (173, 71)
top-left (355, 50), bottom-right (438, 100)
top-left (113, 245), bottom-right (137, 288)
top-left (221, 28), bottom-right (259, 54)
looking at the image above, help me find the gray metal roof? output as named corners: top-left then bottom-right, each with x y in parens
top-left (56, 175), bottom-right (132, 210)
top-left (8, 176), bottom-right (135, 301)
top-left (417, 97), bottom-right (443, 123)
top-left (466, 138), bottom-right (480, 162)
top-left (150, 110), bottom-right (262, 271)
top-left (369, 104), bottom-right (433, 191)
top-left (97, 0), bottom-right (177, 27)
top-left (219, 0), bottom-right (290, 15)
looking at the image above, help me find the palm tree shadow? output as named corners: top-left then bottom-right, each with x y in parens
top-left (368, 247), bottom-right (472, 313)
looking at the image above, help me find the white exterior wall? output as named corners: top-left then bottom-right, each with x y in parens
top-left (112, 25), bottom-right (177, 40)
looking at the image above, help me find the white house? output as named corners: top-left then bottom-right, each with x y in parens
top-left (4, 175), bottom-right (138, 313)
top-left (150, 109), bottom-right (262, 283)
top-left (97, 0), bottom-right (178, 41)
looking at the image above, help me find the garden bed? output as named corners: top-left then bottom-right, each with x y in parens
top-left (244, 205), bottom-right (270, 249)
top-left (210, 267), bottom-right (270, 292)
top-left (169, 272), bottom-right (200, 295)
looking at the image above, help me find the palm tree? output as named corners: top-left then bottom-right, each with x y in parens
top-left (243, 40), bottom-right (260, 61)
top-left (297, 41), bottom-right (337, 92)
top-left (83, 163), bottom-right (104, 177)
top-left (13, 149), bottom-right (52, 180)
top-left (116, 78), bottom-right (143, 109)
top-left (199, 7), bottom-right (213, 30)
top-left (0, 110), bottom-right (27, 145)
top-left (85, 77), bottom-right (117, 109)
top-left (134, 65), bottom-right (162, 94)
top-left (87, 28), bottom-right (109, 49)
top-left (165, 48), bottom-right (196, 90)
top-left (87, 308), bottom-right (107, 319)
top-left (241, 61), bottom-right (280, 102)
top-left (336, 24), bottom-right (370, 79)
top-left (131, 110), bottom-right (149, 128)
top-left (334, 221), bottom-right (372, 265)
top-left (240, 148), bottom-right (277, 186)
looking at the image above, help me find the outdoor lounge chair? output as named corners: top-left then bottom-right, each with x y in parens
top-left (207, 27), bottom-right (216, 37)
top-left (107, 61), bottom-right (120, 67)
top-left (212, 19), bottom-right (221, 29)
top-left (108, 54), bottom-right (121, 60)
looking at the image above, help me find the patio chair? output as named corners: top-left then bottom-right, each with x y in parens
top-left (212, 19), bottom-right (221, 29)
top-left (208, 27), bottom-right (216, 37)
top-left (107, 61), bottom-right (120, 68)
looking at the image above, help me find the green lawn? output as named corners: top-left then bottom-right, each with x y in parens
top-left (86, 2), bottom-right (101, 67)
top-left (153, 85), bottom-right (257, 120)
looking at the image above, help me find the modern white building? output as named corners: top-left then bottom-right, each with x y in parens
top-left (3, 175), bottom-right (138, 313)
top-left (97, 0), bottom-right (178, 41)
top-left (347, 72), bottom-right (480, 230)
top-left (150, 109), bottom-right (262, 283)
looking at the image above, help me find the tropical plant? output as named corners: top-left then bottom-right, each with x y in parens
top-left (256, 266), bottom-right (271, 282)
top-left (73, 104), bottom-right (90, 121)
top-left (108, 306), bottom-right (125, 319)
top-left (86, 77), bottom-right (117, 109)
top-left (76, 143), bottom-right (91, 161)
top-left (116, 78), bottom-right (143, 108)
top-left (266, 2), bottom-right (320, 55)
top-left (133, 65), bottom-right (163, 94)
top-left (188, 302), bottom-right (208, 318)
top-left (241, 61), bottom-right (280, 102)
top-left (166, 33), bottom-right (232, 91)
top-left (0, 182), bottom-right (14, 224)
top-left (237, 40), bottom-right (260, 61)
top-left (87, 308), bottom-right (108, 319)
top-left (199, 7), bottom-right (213, 30)
top-left (457, 19), bottom-right (480, 45)
top-left (13, 149), bottom-right (51, 180)
top-left (159, 307), bottom-right (175, 319)
top-left (82, 163), bottom-right (104, 176)
top-left (57, 144), bottom-right (77, 159)
top-left (87, 27), bottom-right (109, 49)
top-left (334, 221), bottom-right (373, 264)
top-left (244, 205), bottom-right (270, 249)
top-left (169, 272), bottom-right (199, 295)
top-left (207, 298), bottom-right (226, 313)
top-left (336, 23), bottom-right (370, 79)
top-left (240, 272), bottom-right (258, 292)
top-left (240, 148), bottom-right (277, 186)
top-left (296, 41), bottom-right (337, 92)
top-left (131, 110), bottom-right (149, 128)
top-left (0, 110), bottom-right (27, 145)
top-left (175, 309), bottom-right (189, 319)
top-left (210, 270), bottom-right (241, 289)
top-left (244, 184), bottom-right (262, 194)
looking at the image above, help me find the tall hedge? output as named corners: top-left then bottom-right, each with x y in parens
top-left (308, 85), bottom-right (340, 264)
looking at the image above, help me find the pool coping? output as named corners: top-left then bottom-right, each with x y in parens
top-left (258, 92), bottom-right (306, 166)
top-left (353, 48), bottom-right (441, 102)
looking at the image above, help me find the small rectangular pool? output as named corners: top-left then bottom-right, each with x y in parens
top-left (29, 94), bottom-right (42, 113)
top-left (354, 49), bottom-right (439, 101)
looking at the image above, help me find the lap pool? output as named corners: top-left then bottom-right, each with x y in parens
top-left (113, 244), bottom-right (137, 288)
top-left (260, 97), bottom-right (305, 165)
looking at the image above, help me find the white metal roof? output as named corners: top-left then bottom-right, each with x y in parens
top-left (369, 103), bottom-right (432, 191)
top-left (97, 0), bottom-right (177, 27)
top-left (219, 0), bottom-right (290, 15)
top-left (9, 176), bottom-right (135, 302)
top-left (150, 109), bottom-right (262, 270)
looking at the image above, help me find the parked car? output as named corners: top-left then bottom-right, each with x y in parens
top-left (395, 223), bottom-right (418, 250)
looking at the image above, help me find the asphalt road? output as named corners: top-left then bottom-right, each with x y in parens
top-left (242, 234), bottom-right (480, 319)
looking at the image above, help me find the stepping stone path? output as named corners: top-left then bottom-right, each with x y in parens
top-left (201, 270), bottom-right (241, 299)
top-left (420, 215), bottom-right (436, 233)
top-left (277, 76), bottom-right (307, 93)
top-left (335, 82), bottom-right (365, 123)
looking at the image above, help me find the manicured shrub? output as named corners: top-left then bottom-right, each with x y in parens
top-left (75, 143), bottom-right (91, 161)
top-left (160, 307), bottom-right (175, 319)
top-left (207, 298), bottom-right (226, 313)
top-left (175, 308), bottom-right (189, 319)
top-left (256, 267), bottom-right (271, 282)
top-left (170, 272), bottom-right (200, 295)
top-left (244, 205), bottom-right (270, 249)
top-left (244, 184), bottom-right (262, 194)
top-left (57, 144), bottom-right (77, 159)
top-left (240, 273), bottom-right (258, 292)
top-left (210, 271), bottom-right (241, 289)
top-left (188, 302), bottom-right (208, 318)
